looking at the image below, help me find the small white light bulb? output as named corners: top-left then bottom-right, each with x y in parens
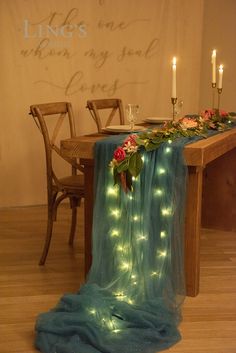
top-left (165, 147), bottom-right (172, 154)
top-left (150, 271), bottom-right (159, 277)
top-left (110, 208), bottom-right (121, 218)
top-left (161, 207), bottom-right (172, 216)
top-left (158, 168), bottom-right (166, 175)
top-left (155, 188), bottom-right (163, 196)
top-left (107, 186), bottom-right (118, 197)
top-left (111, 229), bottom-right (120, 237)
top-left (160, 231), bottom-right (166, 238)
top-left (159, 250), bottom-right (167, 257)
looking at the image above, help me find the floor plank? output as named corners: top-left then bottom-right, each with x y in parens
top-left (0, 204), bottom-right (235, 353)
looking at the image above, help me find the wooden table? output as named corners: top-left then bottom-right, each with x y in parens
top-left (61, 128), bottom-right (236, 296)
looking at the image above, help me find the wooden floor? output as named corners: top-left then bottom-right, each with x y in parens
top-left (0, 204), bottom-right (236, 353)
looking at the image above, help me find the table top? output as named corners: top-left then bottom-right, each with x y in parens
top-left (60, 127), bottom-right (236, 167)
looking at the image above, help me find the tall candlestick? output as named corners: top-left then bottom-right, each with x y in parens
top-left (218, 64), bottom-right (224, 89)
top-left (211, 49), bottom-right (216, 85)
top-left (171, 57), bottom-right (177, 98)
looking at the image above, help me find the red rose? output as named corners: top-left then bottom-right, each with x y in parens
top-left (114, 147), bottom-right (126, 161)
top-left (220, 110), bottom-right (228, 117)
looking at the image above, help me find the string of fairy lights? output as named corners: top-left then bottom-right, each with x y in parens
top-left (85, 139), bottom-right (176, 334)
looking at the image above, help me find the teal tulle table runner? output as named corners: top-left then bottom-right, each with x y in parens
top-left (35, 133), bottom-right (193, 353)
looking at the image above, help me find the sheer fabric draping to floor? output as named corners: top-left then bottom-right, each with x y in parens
top-left (35, 134), bottom-right (189, 353)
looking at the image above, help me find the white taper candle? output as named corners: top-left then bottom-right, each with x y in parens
top-left (218, 64), bottom-right (224, 89)
top-left (172, 57), bottom-right (177, 98)
top-left (212, 49), bottom-right (216, 84)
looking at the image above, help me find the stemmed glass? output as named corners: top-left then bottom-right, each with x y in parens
top-left (126, 104), bottom-right (139, 131)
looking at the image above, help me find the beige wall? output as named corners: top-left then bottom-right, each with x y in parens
top-left (1, 0), bottom-right (235, 208)
top-left (199, 0), bottom-right (236, 112)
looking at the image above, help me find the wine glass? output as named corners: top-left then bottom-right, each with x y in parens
top-left (126, 104), bottom-right (139, 131)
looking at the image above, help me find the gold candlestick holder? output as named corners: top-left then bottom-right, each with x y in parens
top-left (216, 88), bottom-right (222, 116)
top-left (211, 82), bottom-right (216, 109)
top-left (171, 97), bottom-right (177, 121)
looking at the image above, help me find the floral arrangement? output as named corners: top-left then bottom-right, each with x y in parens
top-left (109, 109), bottom-right (235, 192)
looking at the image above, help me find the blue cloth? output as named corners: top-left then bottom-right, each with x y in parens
top-left (35, 133), bottom-right (199, 353)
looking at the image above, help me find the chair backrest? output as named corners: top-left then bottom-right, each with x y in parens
top-left (29, 102), bottom-right (81, 194)
top-left (86, 98), bottom-right (125, 133)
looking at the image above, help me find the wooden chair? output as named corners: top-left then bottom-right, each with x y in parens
top-left (29, 102), bottom-right (84, 265)
top-left (86, 98), bottom-right (125, 133)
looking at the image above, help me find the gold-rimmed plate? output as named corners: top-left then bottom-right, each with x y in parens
top-left (143, 117), bottom-right (171, 124)
top-left (102, 125), bottom-right (146, 133)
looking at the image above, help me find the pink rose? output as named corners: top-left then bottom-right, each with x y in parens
top-left (113, 147), bottom-right (126, 161)
top-left (179, 117), bottom-right (198, 129)
top-left (122, 134), bottom-right (138, 153)
top-left (201, 109), bottom-right (214, 120)
top-left (123, 134), bottom-right (138, 146)
top-left (163, 121), bottom-right (169, 128)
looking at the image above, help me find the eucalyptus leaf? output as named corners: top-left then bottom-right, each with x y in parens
top-left (145, 142), bottom-right (159, 151)
top-left (117, 159), bottom-right (129, 173)
top-left (150, 137), bottom-right (162, 144)
top-left (128, 153), bottom-right (143, 177)
top-left (113, 168), bottom-right (120, 186)
top-left (126, 170), bottom-right (133, 191)
top-left (135, 137), bottom-right (146, 146)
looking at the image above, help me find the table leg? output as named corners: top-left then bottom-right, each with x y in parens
top-left (82, 159), bottom-right (94, 278)
top-left (185, 166), bottom-right (204, 297)
top-left (202, 148), bottom-right (236, 231)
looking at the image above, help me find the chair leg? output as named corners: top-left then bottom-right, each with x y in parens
top-left (39, 208), bottom-right (54, 265)
top-left (68, 206), bottom-right (77, 246)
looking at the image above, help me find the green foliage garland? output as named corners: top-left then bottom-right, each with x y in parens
top-left (109, 110), bottom-right (235, 192)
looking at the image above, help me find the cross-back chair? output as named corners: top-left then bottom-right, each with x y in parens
top-left (29, 102), bottom-right (84, 265)
top-left (86, 98), bottom-right (125, 133)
